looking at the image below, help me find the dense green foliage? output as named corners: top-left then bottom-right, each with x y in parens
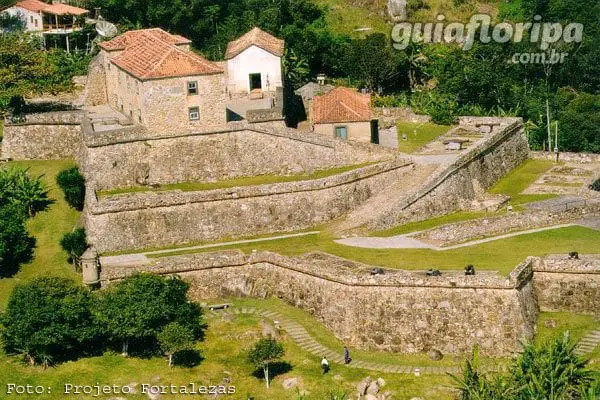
top-left (59, 228), bottom-right (88, 267)
top-left (94, 274), bottom-right (204, 356)
top-left (453, 333), bottom-right (599, 399)
top-left (157, 322), bottom-right (196, 367)
top-left (0, 33), bottom-right (92, 114)
top-left (0, 166), bottom-right (50, 217)
top-left (248, 337), bottom-right (285, 388)
top-left (56, 166), bottom-right (86, 211)
top-left (0, 273), bottom-right (204, 366)
top-left (0, 205), bottom-right (35, 277)
top-left (0, 277), bottom-right (99, 366)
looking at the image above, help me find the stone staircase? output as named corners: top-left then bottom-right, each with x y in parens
top-left (576, 330), bottom-right (600, 356)
top-left (204, 306), bottom-right (511, 375)
top-left (331, 163), bottom-right (439, 235)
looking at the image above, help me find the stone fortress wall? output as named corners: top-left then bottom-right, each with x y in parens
top-left (99, 250), bottom-right (540, 356)
top-left (1, 111), bottom-right (84, 160)
top-left (85, 158), bottom-right (413, 252)
top-left (372, 118), bottom-right (530, 230)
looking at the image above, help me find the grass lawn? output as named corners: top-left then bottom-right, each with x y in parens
top-left (489, 158), bottom-right (558, 205)
top-left (150, 226), bottom-right (600, 276)
top-left (98, 163), bottom-right (375, 197)
top-left (396, 122), bottom-right (451, 154)
top-left (0, 307), bottom-right (456, 400)
top-left (314, 0), bottom-right (390, 36)
top-left (0, 160), bottom-right (81, 308)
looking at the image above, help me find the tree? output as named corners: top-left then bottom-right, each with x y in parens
top-left (157, 322), bottom-right (195, 367)
top-left (94, 274), bottom-right (203, 356)
top-left (0, 33), bottom-right (65, 113)
top-left (452, 333), bottom-right (598, 400)
top-left (0, 205), bottom-right (35, 277)
top-left (56, 167), bottom-right (86, 211)
top-left (59, 228), bottom-right (88, 268)
top-left (0, 277), bottom-right (100, 366)
top-left (0, 166), bottom-right (50, 217)
top-left (247, 338), bottom-right (284, 389)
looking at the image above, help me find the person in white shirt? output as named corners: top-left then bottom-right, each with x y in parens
top-left (321, 356), bottom-right (330, 374)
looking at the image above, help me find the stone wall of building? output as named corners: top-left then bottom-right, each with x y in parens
top-left (100, 250), bottom-right (538, 356)
top-left (2, 111), bottom-right (84, 160)
top-left (372, 118), bottom-right (530, 230)
top-left (85, 159), bottom-right (413, 252)
top-left (82, 123), bottom-right (395, 190)
top-left (84, 54), bottom-right (108, 107)
top-left (533, 254), bottom-right (600, 315)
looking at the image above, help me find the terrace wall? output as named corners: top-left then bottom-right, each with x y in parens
top-left (85, 159), bottom-right (413, 252)
top-left (100, 250), bottom-right (538, 357)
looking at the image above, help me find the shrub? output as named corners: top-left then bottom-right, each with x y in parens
top-left (0, 166), bottom-right (50, 216)
top-left (0, 277), bottom-right (100, 366)
top-left (56, 167), bottom-right (85, 210)
top-left (0, 204), bottom-right (35, 277)
top-left (590, 178), bottom-right (600, 192)
top-left (59, 228), bottom-right (88, 267)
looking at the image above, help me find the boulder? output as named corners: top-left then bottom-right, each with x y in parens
top-left (365, 394), bottom-right (379, 400)
top-left (544, 319), bottom-right (558, 328)
top-left (428, 349), bottom-right (444, 361)
top-left (366, 381), bottom-right (380, 395)
top-left (282, 377), bottom-right (299, 390)
top-left (387, 0), bottom-right (408, 22)
top-left (376, 378), bottom-right (386, 388)
top-left (357, 377), bottom-right (373, 396)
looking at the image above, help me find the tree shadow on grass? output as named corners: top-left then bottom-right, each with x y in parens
top-left (252, 361), bottom-right (293, 380)
top-left (173, 349), bottom-right (204, 368)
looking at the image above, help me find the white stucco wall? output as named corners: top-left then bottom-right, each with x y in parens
top-left (226, 45), bottom-right (282, 94)
top-left (3, 7), bottom-right (42, 32)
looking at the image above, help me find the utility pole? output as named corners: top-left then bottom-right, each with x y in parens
top-left (546, 99), bottom-right (552, 154)
top-left (554, 121), bottom-right (559, 163)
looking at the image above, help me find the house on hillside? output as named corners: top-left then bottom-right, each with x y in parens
top-left (1, 0), bottom-right (88, 43)
top-left (88, 27), bottom-right (286, 132)
top-left (312, 87), bottom-right (378, 143)
top-left (225, 27), bottom-right (284, 98)
top-left (97, 28), bottom-right (227, 132)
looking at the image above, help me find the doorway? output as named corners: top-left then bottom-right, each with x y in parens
top-left (249, 73), bottom-right (262, 91)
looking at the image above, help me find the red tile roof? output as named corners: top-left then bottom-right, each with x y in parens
top-left (225, 27), bottom-right (284, 59)
top-left (99, 28), bottom-right (191, 51)
top-left (13, 0), bottom-right (87, 15)
top-left (43, 2), bottom-right (88, 15)
top-left (313, 87), bottom-right (372, 124)
top-left (110, 30), bottom-right (222, 80)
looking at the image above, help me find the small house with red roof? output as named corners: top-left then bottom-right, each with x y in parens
top-left (2, 0), bottom-right (88, 35)
top-left (312, 87), bottom-right (376, 143)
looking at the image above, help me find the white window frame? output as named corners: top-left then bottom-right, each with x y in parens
top-left (188, 107), bottom-right (200, 121)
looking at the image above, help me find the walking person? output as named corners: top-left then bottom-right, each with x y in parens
top-left (321, 356), bottom-right (329, 374)
top-left (344, 346), bottom-right (352, 364)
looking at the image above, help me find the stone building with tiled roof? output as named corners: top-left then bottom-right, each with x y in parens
top-left (312, 87), bottom-right (376, 143)
top-left (225, 27), bottom-right (284, 96)
top-left (95, 28), bottom-right (228, 132)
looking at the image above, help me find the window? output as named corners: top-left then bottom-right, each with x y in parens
top-left (188, 107), bottom-right (200, 121)
top-left (335, 126), bottom-right (348, 140)
top-left (34, 19), bottom-right (38, 28)
top-left (187, 81), bottom-right (198, 95)
top-left (30, 16), bottom-right (33, 23)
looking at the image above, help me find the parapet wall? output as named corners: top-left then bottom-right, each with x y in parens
top-left (2, 111), bottom-right (84, 160)
top-left (373, 118), bottom-right (529, 229)
top-left (533, 254), bottom-right (600, 315)
top-left (100, 250), bottom-right (538, 356)
top-left (85, 159), bottom-right (413, 252)
top-left (82, 122), bottom-right (394, 190)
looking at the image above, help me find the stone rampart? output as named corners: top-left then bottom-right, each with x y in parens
top-left (372, 118), bottom-right (529, 229)
top-left (533, 254), bottom-right (600, 315)
top-left (82, 122), bottom-right (395, 190)
top-left (85, 159), bottom-right (413, 252)
top-left (530, 151), bottom-right (600, 164)
top-left (2, 111), bottom-right (84, 160)
top-left (99, 250), bottom-right (538, 356)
